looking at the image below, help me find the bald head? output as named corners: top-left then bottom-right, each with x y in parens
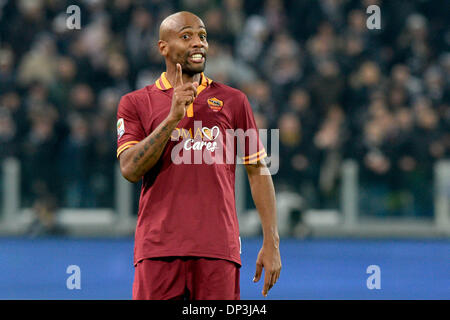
top-left (158, 11), bottom-right (208, 77)
top-left (159, 11), bottom-right (205, 41)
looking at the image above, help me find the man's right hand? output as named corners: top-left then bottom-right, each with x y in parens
top-left (168, 63), bottom-right (198, 121)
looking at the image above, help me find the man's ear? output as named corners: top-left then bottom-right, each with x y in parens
top-left (158, 40), bottom-right (168, 57)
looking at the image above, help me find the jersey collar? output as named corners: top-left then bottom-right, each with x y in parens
top-left (155, 71), bottom-right (213, 117)
top-left (155, 71), bottom-right (212, 91)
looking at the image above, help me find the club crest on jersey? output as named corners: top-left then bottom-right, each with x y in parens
top-left (207, 97), bottom-right (223, 112)
top-left (117, 118), bottom-right (125, 139)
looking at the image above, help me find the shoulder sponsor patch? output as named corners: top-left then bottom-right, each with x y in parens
top-left (207, 97), bottom-right (223, 112)
top-left (117, 118), bottom-right (125, 139)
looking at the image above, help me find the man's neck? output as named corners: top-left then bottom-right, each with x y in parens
top-left (166, 66), bottom-right (201, 86)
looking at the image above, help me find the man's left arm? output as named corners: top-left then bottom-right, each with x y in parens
top-left (245, 159), bottom-right (282, 297)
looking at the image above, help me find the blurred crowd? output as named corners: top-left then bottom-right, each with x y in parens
top-left (0, 0), bottom-right (448, 219)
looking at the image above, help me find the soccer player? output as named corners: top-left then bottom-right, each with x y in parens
top-left (117, 11), bottom-right (281, 300)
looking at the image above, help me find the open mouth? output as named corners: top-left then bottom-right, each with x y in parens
top-left (188, 52), bottom-right (205, 64)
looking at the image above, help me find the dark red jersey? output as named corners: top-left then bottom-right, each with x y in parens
top-left (117, 72), bottom-right (266, 266)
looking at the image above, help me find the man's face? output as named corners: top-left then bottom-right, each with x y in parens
top-left (162, 16), bottom-right (208, 76)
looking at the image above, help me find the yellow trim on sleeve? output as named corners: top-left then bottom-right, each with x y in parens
top-left (242, 151), bottom-right (267, 164)
top-left (242, 149), bottom-right (266, 160)
top-left (117, 145), bottom-right (133, 158)
top-left (117, 140), bottom-right (139, 158)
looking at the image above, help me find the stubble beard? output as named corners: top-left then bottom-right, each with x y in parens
top-left (181, 54), bottom-right (207, 76)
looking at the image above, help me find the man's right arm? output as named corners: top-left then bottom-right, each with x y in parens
top-left (119, 63), bottom-right (198, 183)
top-left (119, 116), bottom-right (180, 183)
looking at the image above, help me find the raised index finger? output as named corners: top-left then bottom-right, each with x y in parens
top-left (175, 63), bottom-right (183, 87)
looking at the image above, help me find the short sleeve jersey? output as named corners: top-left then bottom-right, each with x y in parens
top-left (117, 72), bottom-right (267, 266)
